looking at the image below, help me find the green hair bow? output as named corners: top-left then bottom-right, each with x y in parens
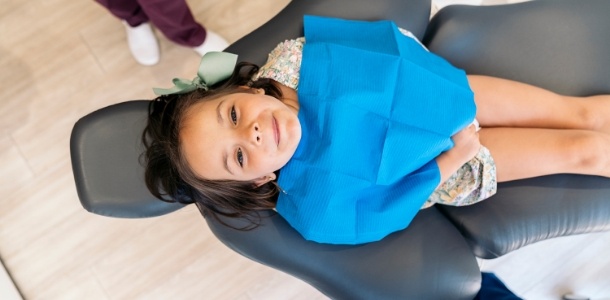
top-left (153, 51), bottom-right (238, 96)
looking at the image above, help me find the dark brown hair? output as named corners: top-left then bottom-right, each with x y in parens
top-left (141, 62), bottom-right (283, 228)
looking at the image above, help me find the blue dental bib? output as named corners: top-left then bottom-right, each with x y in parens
top-left (276, 16), bottom-right (475, 244)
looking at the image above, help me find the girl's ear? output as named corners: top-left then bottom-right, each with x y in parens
top-left (253, 173), bottom-right (277, 187)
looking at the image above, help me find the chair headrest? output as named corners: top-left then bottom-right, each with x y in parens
top-left (70, 100), bottom-right (184, 218)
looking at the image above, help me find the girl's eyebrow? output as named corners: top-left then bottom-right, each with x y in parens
top-left (222, 152), bottom-right (234, 175)
top-left (217, 100), bottom-right (234, 175)
top-left (216, 99), bottom-right (225, 125)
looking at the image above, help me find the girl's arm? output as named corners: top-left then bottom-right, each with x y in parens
top-left (435, 123), bottom-right (481, 186)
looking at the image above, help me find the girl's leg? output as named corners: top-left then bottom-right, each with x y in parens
top-left (468, 75), bottom-right (610, 133)
top-left (479, 127), bottom-right (610, 182)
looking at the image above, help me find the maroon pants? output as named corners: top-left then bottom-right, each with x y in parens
top-left (96, 0), bottom-right (206, 46)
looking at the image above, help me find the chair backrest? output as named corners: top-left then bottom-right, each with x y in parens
top-left (225, 0), bottom-right (432, 66)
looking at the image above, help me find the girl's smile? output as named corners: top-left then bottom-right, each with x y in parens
top-left (273, 116), bottom-right (279, 146)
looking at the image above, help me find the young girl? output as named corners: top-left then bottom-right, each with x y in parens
top-left (143, 16), bottom-right (610, 244)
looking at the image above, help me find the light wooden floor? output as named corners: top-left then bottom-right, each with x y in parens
top-left (1, 0), bottom-right (609, 299)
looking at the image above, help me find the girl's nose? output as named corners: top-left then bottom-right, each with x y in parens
top-left (250, 122), bottom-right (261, 145)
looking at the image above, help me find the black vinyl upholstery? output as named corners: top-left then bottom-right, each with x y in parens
top-left (225, 0), bottom-right (431, 66)
top-left (209, 208), bottom-right (479, 299)
top-left (71, 100), bottom-right (184, 218)
top-left (424, 0), bottom-right (610, 97)
top-left (424, 0), bottom-right (610, 259)
top-left (70, 0), bottom-right (610, 298)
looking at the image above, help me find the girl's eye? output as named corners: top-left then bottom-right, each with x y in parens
top-left (237, 148), bottom-right (244, 167)
top-left (230, 106), bottom-right (237, 125)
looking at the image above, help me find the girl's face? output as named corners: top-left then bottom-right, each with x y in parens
top-left (181, 89), bottom-right (301, 186)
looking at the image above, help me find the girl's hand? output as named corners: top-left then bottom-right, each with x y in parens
top-left (449, 123), bottom-right (481, 165)
top-left (435, 123), bottom-right (481, 186)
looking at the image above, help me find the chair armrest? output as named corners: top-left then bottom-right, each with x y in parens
top-left (206, 207), bottom-right (481, 299)
top-left (424, 0), bottom-right (610, 96)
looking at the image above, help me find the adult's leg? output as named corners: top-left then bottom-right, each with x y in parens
top-left (479, 127), bottom-right (610, 182)
top-left (95, 0), bottom-right (149, 27)
top-left (468, 75), bottom-right (610, 133)
top-left (136, 0), bottom-right (206, 47)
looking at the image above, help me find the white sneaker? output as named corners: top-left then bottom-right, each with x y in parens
top-left (123, 21), bottom-right (160, 66)
top-left (193, 30), bottom-right (229, 56)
